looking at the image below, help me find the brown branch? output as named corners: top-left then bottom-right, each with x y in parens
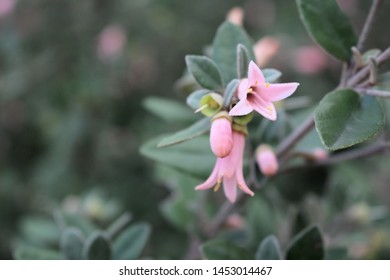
top-left (276, 114), bottom-right (315, 160)
top-left (348, 47), bottom-right (390, 87)
top-left (357, 0), bottom-right (383, 51)
top-left (357, 88), bottom-right (390, 98)
top-left (280, 141), bottom-right (390, 173)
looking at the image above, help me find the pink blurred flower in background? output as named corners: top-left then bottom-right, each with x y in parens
top-left (226, 7), bottom-right (244, 26)
top-left (253, 36), bottom-right (280, 67)
top-left (0, 0), bottom-right (16, 18)
top-left (97, 24), bottom-right (127, 62)
top-left (196, 131), bottom-right (254, 203)
top-left (313, 148), bottom-right (328, 161)
top-left (293, 45), bottom-right (327, 74)
top-left (256, 144), bottom-right (279, 176)
top-left (229, 61), bottom-right (299, 121)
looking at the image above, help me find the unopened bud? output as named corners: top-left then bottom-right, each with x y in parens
top-left (313, 148), bottom-right (328, 161)
top-left (256, 144), bottom-right (278, 176)
top-left (227, 7), bottom-right (244, 26)
top-left (210, 112), bottom-right (233, 158)
top-left (253, 37), bottom-right (280, 67)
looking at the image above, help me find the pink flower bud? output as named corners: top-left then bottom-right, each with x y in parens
top-left (0, 0), bottom-right (16, 18)
top-left (313, 148), bottom-right (328, 161)
top-left (256, 145), bottom-right (278, 176)
top-left (226, 7), bottom-right (244, 26)
top-left (294, 45), bottom-right (327, 74)
top-left (97, 24), bottom-right (127, 62)
top-left (210, 117), bottom-right (233, 158)
top-left (253, 37), bottom-right (280, 67)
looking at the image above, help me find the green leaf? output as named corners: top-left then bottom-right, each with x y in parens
top-left (201, 240), bottom-right (252, 260)
top-left (315, 89), bottom-right (384, 150)
top-left (256, 235), bottom-right (283, 260)
top-left (185, 55), bottom-right (224, 90)
top-left (296, 0), bottom-right (357, 61)
top-left (14, 247), bottom-right (63, 260)
top-left (212, 21), bottom-right (255, 83)
top-left (157, 117), bottom-right (210, 147)
top-left (186, 89), bottom-right (209, 110)
top-left (223, 79), bottom-right (240, 108)
top-left (262, 69), bottom-right (282, 83)
top-left (246, 196), bottom-right (277, 247)
top-left (19, 216), bottom-right (60, 246)
top-left (143, 97), bottom-right (196, 123)
top-left (60, 228), bottom-right (85, 260)
top-left (112, 223), bottom-right (151, 260)
top-left (237, 44), bottom-right (250, 79)
top-left (373, 72), bottom-right (390, 91)
top-left (286, 225), bottom-right (324, 260)
top-left (140, 135), bottom-right (215, 178)
top-left (83, 231), bottom-right (111, 260)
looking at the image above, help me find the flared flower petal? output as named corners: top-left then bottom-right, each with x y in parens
top-left (248, 61), bottom-right (265, 86)
top-left (228, 99), bottom-right (253, 116)
top-left (223, 175), bottom-right (237, 203)
top-left (260, 82), bottom-right (300, 102)
top-left (249, 95), bottom-right (276, 121)
top-left (195, 160), bottom-right (219, 190)
top-left (236, 158), bottom-right (254, 197)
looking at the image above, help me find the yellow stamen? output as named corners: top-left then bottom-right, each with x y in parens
top-left (247, 88), bottom-right (254, 93)
top-left (265, 83), bottom-right (270, 88)
top-left (213, 181), bottom-right (221, 192)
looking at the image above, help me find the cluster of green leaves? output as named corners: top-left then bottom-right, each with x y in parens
top-left (297, 0), bottom-right (386, 150)
top-left (14, 210), bottom-right (151, 260)
top-left (201, 225), bottom-right (324, 260)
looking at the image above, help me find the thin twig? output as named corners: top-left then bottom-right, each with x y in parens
top-left (357, 88), bottom-right (390, 98)
top-left (280, 141), bottom-right (390, 173)
top-left (348, 47), bottom-right (390, 87)
top-left (357, 0), bottom-right (383, 51)
top-left (276, 114), bottom-right (315, 160)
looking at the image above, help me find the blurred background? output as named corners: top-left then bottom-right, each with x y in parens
top-left (0, 0), bottom-right (390, 260)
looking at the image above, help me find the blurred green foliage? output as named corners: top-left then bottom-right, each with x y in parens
top-left (1, 0), bottom-right (390, 260)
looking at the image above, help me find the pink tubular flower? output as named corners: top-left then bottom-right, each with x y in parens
top-left (195, 131), bottom-right (254, 203)
top-left (229, 61), bottom-right (299, 121)
top-left (210, 116), bottom-right (233, 158)
top-left (256, 145), bottom-right (278, 176)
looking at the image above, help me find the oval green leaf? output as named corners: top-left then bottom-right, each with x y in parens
top-left (201, 240), bottom-right (252, 260)
top-left (262, 68), bottom-right (282, 83)
top-left (186, 89), bottom-right (210, 110)
top-left (185, 55), bottom-right (224, 90)
top-left (14, 246), bottom-right (63, 260)
top-left (143, 96), bottom-right (197, 124)
top-left (255, 235), bottom-right (283, 260)
top-left (296, 0), bottom-right (357, 61)
top-left (140, 135), bottom-right (215, 178)
top-left (237, 44), bottom-right (250, 79)
top-left (83, 231), bottom-right (111, 260)
top-left (212, 21), bottom-right (255, 83)
top-left (315, 89), bottom-right (384, 150)
top-left (157, 117), bottom-right (210, 147)
top-left (223, 79), bottom-right (240, 108)
top-left (286, 225), bottom-right (324, 260)
top-left (112, 223), bottom-right (151, 260)
top-left (60, 228), bottom-right (85, 260)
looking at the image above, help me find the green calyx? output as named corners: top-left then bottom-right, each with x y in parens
top-left (232, 123), bottom-right (248, 136)
top-left (198, 93), bottom-right (223, 117)
top-left (232, 112), bottom-right (254, 125)
top-left (211, 110), bottom-right (232, 122)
